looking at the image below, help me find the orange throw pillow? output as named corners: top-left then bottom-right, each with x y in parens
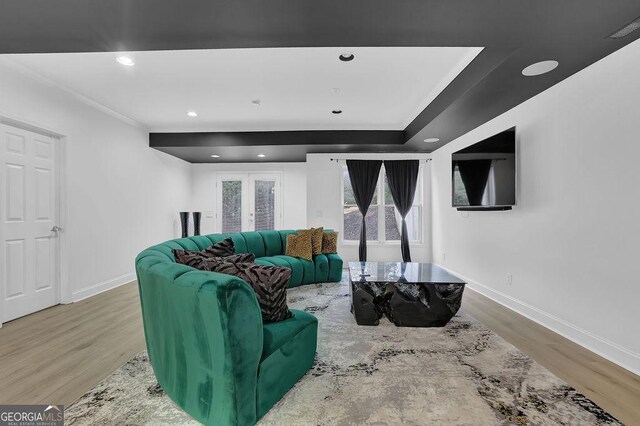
top-left (286, 233), bottom-right (313, 261)
top-left (298, 227), bottom-right (324, 255)
top-left (322, 231), bottom-right (338, 254)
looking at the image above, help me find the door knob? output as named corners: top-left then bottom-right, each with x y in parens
top-left (51, 226), bottom-right (62, 233)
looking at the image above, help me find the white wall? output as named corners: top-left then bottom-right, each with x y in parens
top-left (307, 153), bottom-right (432, 264)
top-left (0, 58), bottom-right (191, 306)
top-left (431, 39), bottom-right (640, 374)
top-left (190, 162), bottom-right (307, 234)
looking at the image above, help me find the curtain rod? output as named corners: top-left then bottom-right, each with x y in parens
top-left (329, 158), bottom-right (432, 162)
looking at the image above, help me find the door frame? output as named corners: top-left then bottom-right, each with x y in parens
top-left (0, 112), bottom-right (70, 327)
top-left (215, 171), bottom-right (283, 233)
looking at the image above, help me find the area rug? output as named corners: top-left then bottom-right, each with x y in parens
top-left (66, 275), bottom-right (621, 425)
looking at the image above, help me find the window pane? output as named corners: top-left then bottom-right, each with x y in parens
top-left (384, 206), bottom-right (401, 240)
top-left (384, 172), bottom-right (421, 206)
top-left (343, 205), bottom-right (378, 241)
top-left (222, 180), bottom-right (242, 233)
top-left (384, 206), bottom-right (421, 241)
top-left (344, 169), bottom-right (377, 205)
top-left (254, 180), bottom-right (275, 231)
top-left (384, 175), bottom-right (395, 205)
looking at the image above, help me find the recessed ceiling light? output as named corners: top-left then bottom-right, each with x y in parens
top-left (251, 99), bottom-right (262, 106)
top-left (522, 60), bottom-right (559, 77)
top-left (116, 56), bottom-right (135, 66)
top-left (257, 154), bottom-right (266, 158)
top-left (423, 138), bottom-right (440, 143)
top-left (210, 154), bottom-right (220, 158)
top-left (187, 111), bottom-right (198, 117)
top-left (332, 110), bottom-right (343, 114)
top-left (339, 53), bottom-right (355, 62)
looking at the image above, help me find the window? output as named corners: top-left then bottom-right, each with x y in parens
top-left (342, 165), bottom-right (422, 243)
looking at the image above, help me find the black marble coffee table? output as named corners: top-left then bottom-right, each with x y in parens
top-left (349, 262), bottom-right (466, 327)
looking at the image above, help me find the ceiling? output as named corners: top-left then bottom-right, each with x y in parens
top-left (1, 0), bottom-right (640, 163)
top-left (5, 47), bottom-right (481, 132)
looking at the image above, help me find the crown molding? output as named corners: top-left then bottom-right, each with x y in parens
top-left (0, 57), bottom-right (145, 129)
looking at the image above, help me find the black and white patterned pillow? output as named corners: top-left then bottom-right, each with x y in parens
top-left (202, 237), bottom-right (235, 257)
top-left (199, 253), bottom-right (255, 271)
top-left (172, 237), bottom-right (237, 266)
top-left (213, 262), bottom-right (293, 323)
top-left (173, 251), bottom-right (254, 270)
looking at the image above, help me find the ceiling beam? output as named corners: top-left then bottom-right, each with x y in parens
top-left (150, 130), bottom-right (405, 149)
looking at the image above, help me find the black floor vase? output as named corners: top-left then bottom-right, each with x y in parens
top-left (179, 212), bottom-right (190, 238)
top-left (192, 212), bottom-right (201, 236)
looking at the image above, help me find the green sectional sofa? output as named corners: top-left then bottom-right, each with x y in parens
top-left (135, 230), bottom-right (343, 426)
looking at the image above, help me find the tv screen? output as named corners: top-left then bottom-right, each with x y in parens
top-left (452, 127), bottom-right (516, 208)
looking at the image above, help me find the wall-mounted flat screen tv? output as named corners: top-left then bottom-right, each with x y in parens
top-left (452, 127), bottom-right (516, 209)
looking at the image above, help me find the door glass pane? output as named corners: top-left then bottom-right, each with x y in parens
top-left (221, 180), bottom-right (242, 233)
top-left (254, 180), bottom-right (275, 231)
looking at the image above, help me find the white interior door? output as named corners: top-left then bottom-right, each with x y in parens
top-left (216, 172), bottom-right (282, 232)
top-left (0, 124), bottom-right (60, 323)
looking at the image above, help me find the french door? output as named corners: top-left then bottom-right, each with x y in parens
top-left (216, 173), bottom-right (282, 232)
top-left (0, 123), bottom-right (60, 322)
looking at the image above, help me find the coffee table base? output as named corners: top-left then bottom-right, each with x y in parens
top-left (351, 281), bottom-right (465, 327)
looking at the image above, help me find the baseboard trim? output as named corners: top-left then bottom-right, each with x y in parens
top-left (436, 264), bottom-right (640, 377)
top-left (71, 273), bottom-right (136, 302)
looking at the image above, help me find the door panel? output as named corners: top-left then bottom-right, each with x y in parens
top-left (1, 124), bottom-right (59, 322)
top-left (249, 174), bottom-right (282, 231)
top-left (216, 174), bottom-right (248, 233)
top-left (35, 237), bottom-right (53, 290)
top-left (6, 163), bottom-right (26, 221)
top-left (5, 239), bottom-right (25, 298)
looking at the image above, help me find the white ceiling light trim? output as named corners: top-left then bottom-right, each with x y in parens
top-left (522, 60), bottom-right (559, 77)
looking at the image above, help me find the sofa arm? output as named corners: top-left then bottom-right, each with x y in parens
top-left (136, 258), bottom-right (263, 426)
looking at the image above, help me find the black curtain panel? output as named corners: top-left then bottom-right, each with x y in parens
top-left (456, 160), bottom-right (492, 205)
top-left (346, 160), bottom-right (383, 262)
top-left (384, 160), bottom-right (420, 262)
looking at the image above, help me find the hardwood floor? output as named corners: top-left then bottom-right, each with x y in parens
top-left (0, 281), bottom-right (145, 406)
top-left (0, 281), bottom-right (638, 424)
top-left (463, 288), bottom-right (640, 426)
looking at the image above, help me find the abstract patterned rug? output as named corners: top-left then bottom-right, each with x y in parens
top-left (66, 276), bottom-right (621, 425)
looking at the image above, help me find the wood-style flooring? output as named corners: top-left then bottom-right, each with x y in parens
top-left (0, 282), bottom-right (638, 424)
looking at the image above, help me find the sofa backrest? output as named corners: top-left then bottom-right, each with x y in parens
top-left (135, 235), bottom-right (265, 425)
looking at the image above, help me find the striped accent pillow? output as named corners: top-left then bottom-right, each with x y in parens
top-left (173, 251), bottom-right (255, 270)
top-left (172, 237), bottom-right (237, 266)
top-left (214, 262), bottom-right (293, 323)
top-left (202, 237), bottom-right (235, 257)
